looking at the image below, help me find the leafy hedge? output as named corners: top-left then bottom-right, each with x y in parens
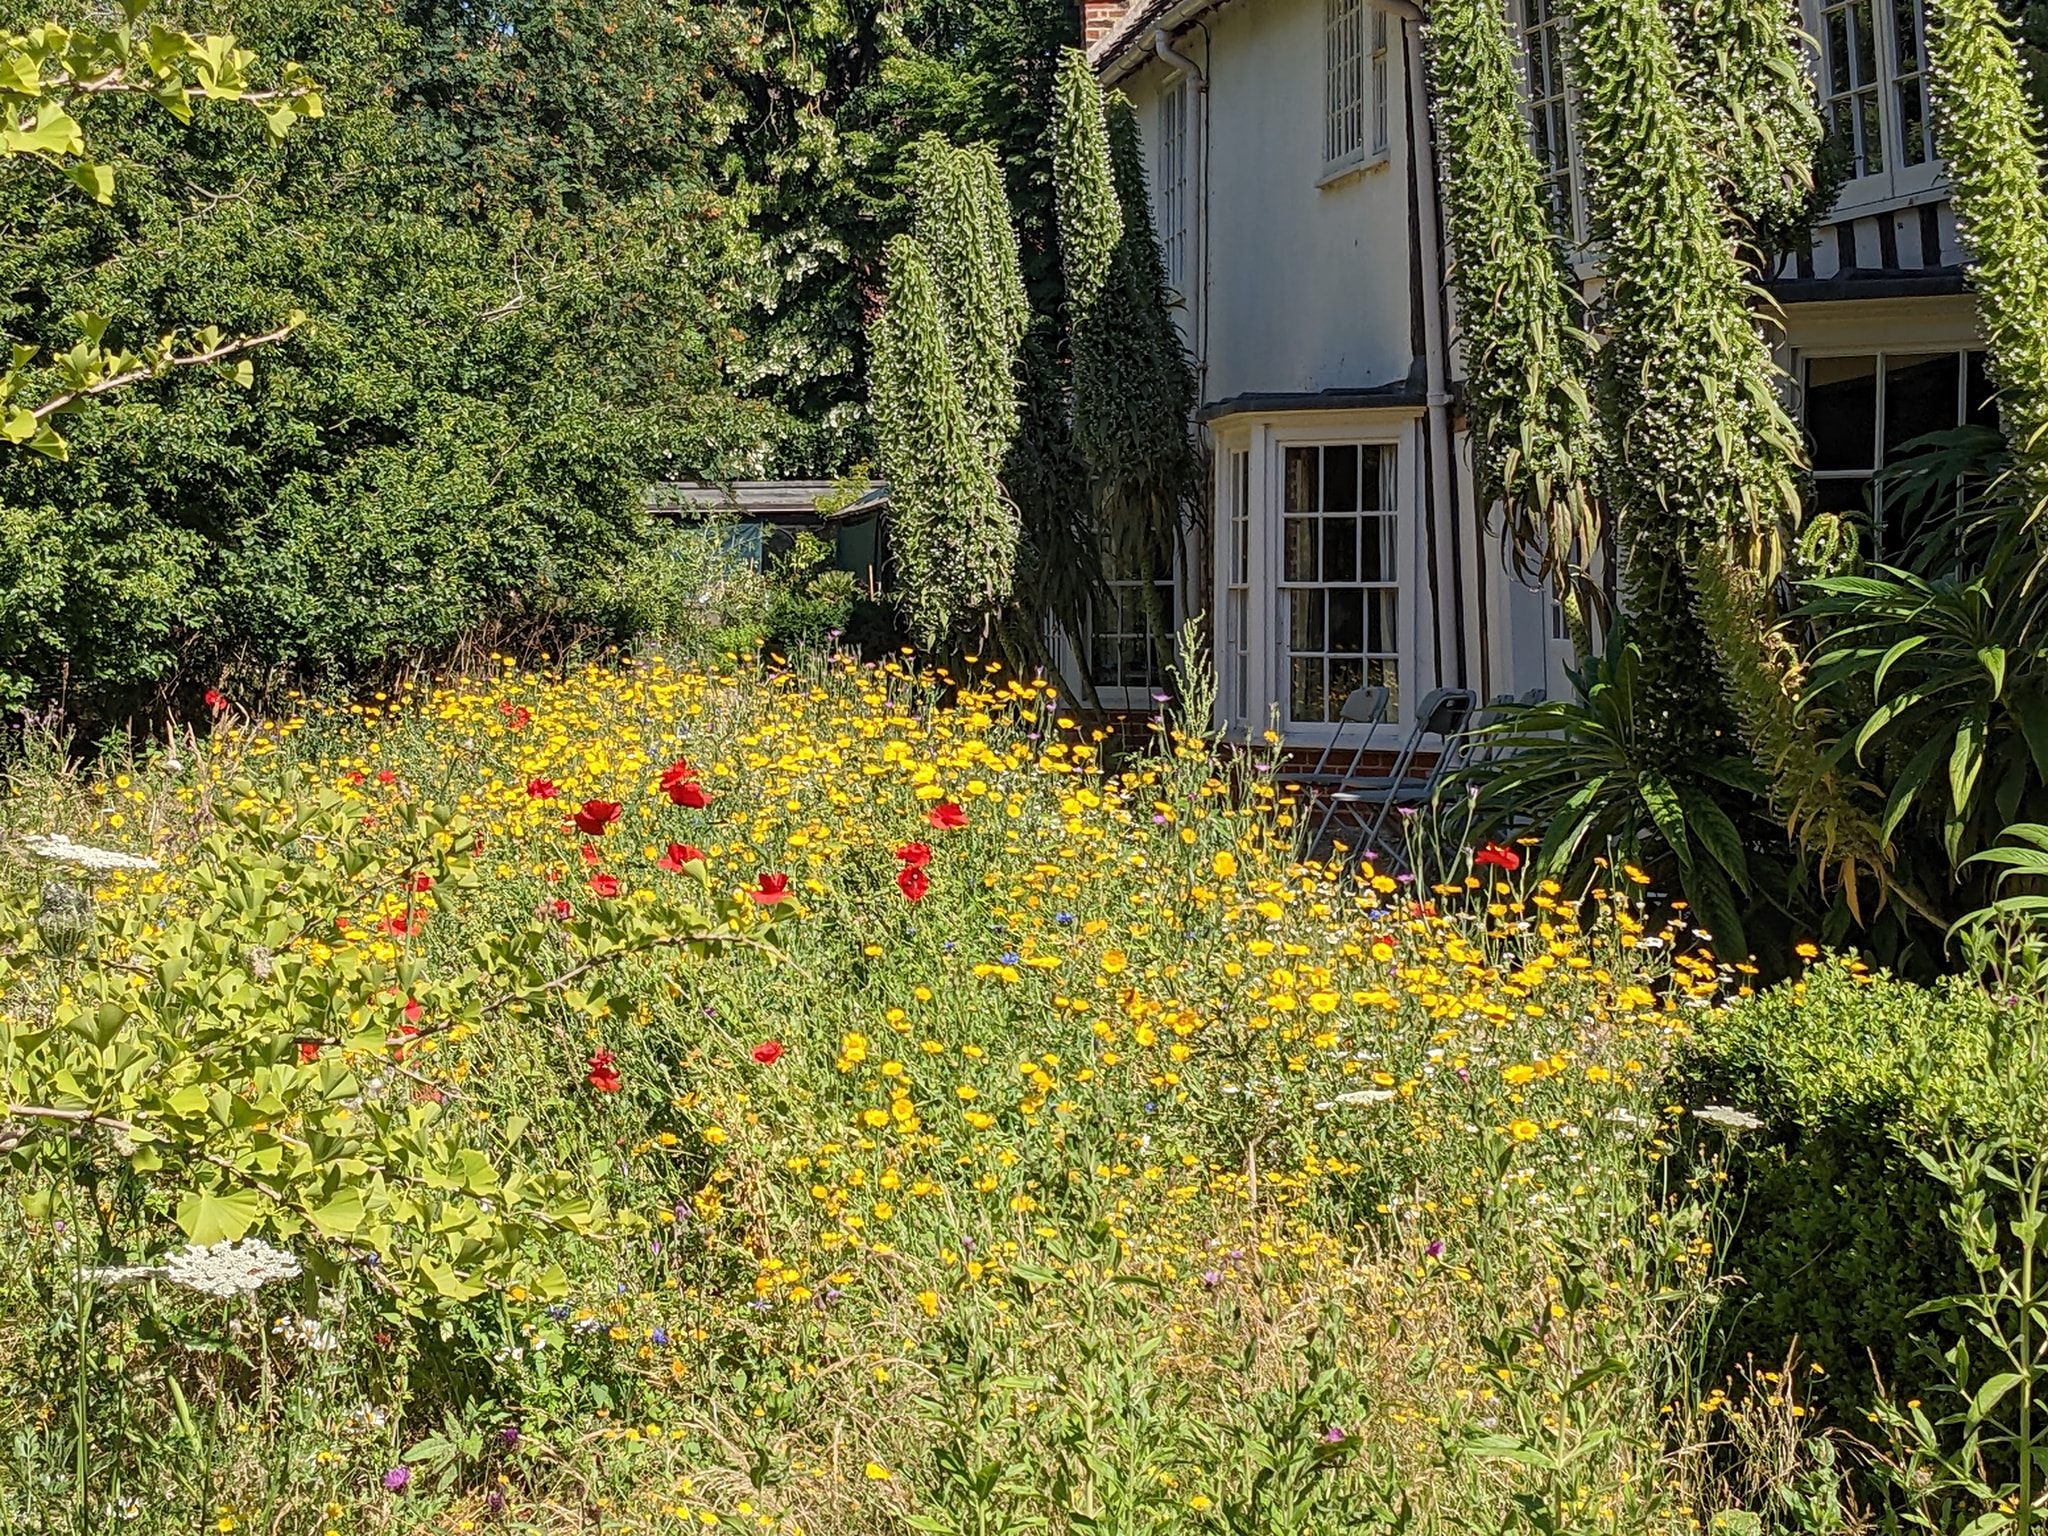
top-left (1679, 961), bottom-right (2002, 1411)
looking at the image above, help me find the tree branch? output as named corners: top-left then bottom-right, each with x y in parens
top-left (30, 318), bottom-right (298, 421)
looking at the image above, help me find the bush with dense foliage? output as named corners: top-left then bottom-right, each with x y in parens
top-left (0, 0), bottom-right (777, 726)
top-left (1679, 960), bottom-right (2007, 1410)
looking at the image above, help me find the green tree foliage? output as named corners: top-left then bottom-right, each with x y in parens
top-left (0, 2), bottom-right (320, 458)
top-left (0, 0), bottom-right (775, 723)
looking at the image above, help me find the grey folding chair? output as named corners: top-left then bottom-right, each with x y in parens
top-left (1285, 684), bottom-right (1390, 791)
top-left (1310, 686), bottom-right (1479, 857)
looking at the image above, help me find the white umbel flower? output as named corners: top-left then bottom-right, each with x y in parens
top-left (20, 833), bottom-right (159, 873)
top-left (161, 1238), bottom-right (301, 1298)
top-left (1691, 1104), bottom-right (1766, 1132)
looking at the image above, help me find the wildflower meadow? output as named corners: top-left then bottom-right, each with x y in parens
top-left (0, 652), bottom-right (1883, 1532)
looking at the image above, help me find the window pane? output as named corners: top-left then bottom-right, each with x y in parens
top-left (1285, 447), bottom-right (1318, 513)
top-left (1858, 89), bottom-right (1885, 175)
top-left (1967, 350), bottom-right (2000, 429)
top-left (1289, 588), bottom-right (1326, 651)
top-left (1826, 9), bottom-right (1851, 95)
top-left (1812, 477), bottom-right (1872, 515)
top-left (1362, 444), bottom-right (1386, 510)
top-left (1852, 0), bottom-right (1878, 86)
top-left (1284, 517), bottom-right (1319, 582)
top-left (1291, 657), bottom-right (1326, 723)
top-left (1807, 356), bottom-right (1879, 471)
top-left (1361, 514), bottom-right (1396, 582)
top-left (1883, 352), bottom-right (1961, 461)
top-left (1329, 657), bottom-right (1365, 710)
top-left (1328, 586), bottom-right (1365, 652)
top-left (1324, 444), bottom-right (1359, 512)
top-left (1367, 589), bottom-right (1398, 653)
top-left (1897, 75), bottom-right (1926, 166)
top-left (1323, 517), bottom-right (1358, 583)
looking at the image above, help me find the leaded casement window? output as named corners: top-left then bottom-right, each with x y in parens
top-left (1282, 443), bottom-right (1400, 724)
top-left (1157, 77), bottom-right (1190, 296)
top-left (1325, 0), bottom-right (1367, 166)
top-left (1518, 0), bottom-right (1581, 241)
top-left (1817, 0), bottom-right (1941, 195)
top-left (1803, 348), bottom-right (1996, 555)
top-left (1224, 449), bottom-right (1250, 720)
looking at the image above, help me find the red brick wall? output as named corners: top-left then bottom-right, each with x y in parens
top-left (1082, 1), bottom-right (1134, 44)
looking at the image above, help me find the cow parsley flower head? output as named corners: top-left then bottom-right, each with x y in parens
top-left (19, 833), bottom-right (159, 873)
top-left (1692, 1104), bottom-right (1765, 1133)
top-left (161, 1238), bottom-right (301, 1298)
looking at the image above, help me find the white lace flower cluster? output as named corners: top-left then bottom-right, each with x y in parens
top-left (160, 1238), bottom-right (302, 1298)
top-left (19, 833), bottom-right (159, 873)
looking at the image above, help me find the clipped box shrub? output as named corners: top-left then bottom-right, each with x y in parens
top-left (1678, 960), bottom-right (2002, 1413)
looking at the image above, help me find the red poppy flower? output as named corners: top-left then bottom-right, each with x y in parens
top-left (402, 998), bottom-right (423, 1026)
top-left (749, 872), bottom-right (791, 905)
top-left (656, 842), bottom-right (705, 873)
top-left (1474, 842), bottom-right (1522, 872)
top-left (203, 688), bottom-right (225, 710)
top-left (927, 801), bottom-right (967, 829)
top-left (588, 871), bottom-right (620, 898)
top-left (298, 1041), bottom-right (320, 1064)
top-left (412, 873), bottom-right (434, 893)
top-left (751, 1039), bottom-right (783, 1065)
top-left (526, 778), bottom-right (559, 800)
top-left (342, 769), bottom-right (364, 787)
top-left (376, 768), bottom-right (396, 785)
top-left (573, 799), bottom-right (622, 836)
top-left (670, 780), bottom-right (713, 809)
top-left (578, 841), bottom-right (602, 866)
top-left (659, 758), bottom-right (695, 791)
top-left (544, 897), bottom-right (572, 920)
top-left (380, 913), bottom-right (413, 937)
top-left (897, 865), bottom-right (929, 902)
top-left (586, 1050), bottom-right (622, 1092)
top-left (894, 840), bottom-right (933, 869)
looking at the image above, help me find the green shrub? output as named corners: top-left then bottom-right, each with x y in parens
top-left (1680, 960), bottom-right (2002, 1411)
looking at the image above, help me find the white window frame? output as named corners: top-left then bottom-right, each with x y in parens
top-left (1210, 416), bottom-right (1420, 742)
top-left (1322, 0), bottom-right (1389, 183)
top-left (1157, 75), bottom-right (1190, 299)
top-left (1806, 0), bottom-right (1944, 211)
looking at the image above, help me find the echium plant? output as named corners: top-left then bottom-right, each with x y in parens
top-left (869, 232), bottom-right (1019, 648)
top-left (1561, 0), bottom-right (1889, 907)
top-left (1050, 50), bottom-right (1200, 670)
top-left (868, 137), bottom-right (1029, 647)
top-left (1423, 0), bottom-right (1605, 653)
top-left (1926, 0), bottom-right (2048, 509)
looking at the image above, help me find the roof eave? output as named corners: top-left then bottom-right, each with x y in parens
top-left (1089, 0), bottom-right (1232, 85)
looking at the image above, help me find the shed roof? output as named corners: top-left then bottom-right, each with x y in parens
top-left (645, 480), bottom-right (890, 521)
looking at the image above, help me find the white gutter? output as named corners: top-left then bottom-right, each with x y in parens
top-left (1151, 26), bottom-right (1206, 85)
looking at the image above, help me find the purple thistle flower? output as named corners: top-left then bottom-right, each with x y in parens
top-left (1424, 1238), bottom-right (1445, 1259)
top-left (500, 1425), bottom-right (522, 1447)
top-left (1322, 1425), bottom-right (1346, 1443)
top-left (382, 1466), bottom-right (411, 1492)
